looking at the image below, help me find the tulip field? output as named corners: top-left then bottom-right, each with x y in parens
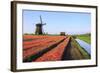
top-left (23, 35), bottom-right (71, 62)
top-left (23, 35), bottom-right (90, 62)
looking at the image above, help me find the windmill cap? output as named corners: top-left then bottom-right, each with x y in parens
top-left (36, 23), bottom-right (45, 26)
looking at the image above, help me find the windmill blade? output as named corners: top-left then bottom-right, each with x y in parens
top-left (40, 15), bottom-right (42, 24)
top-left (43, 23), bottom-right (46, 25)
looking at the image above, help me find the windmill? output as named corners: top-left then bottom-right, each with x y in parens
top-left (35, 15), bottom-right (46, 35)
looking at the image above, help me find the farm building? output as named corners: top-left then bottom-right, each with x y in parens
top-left (60, 32), bottom-right (66, 36)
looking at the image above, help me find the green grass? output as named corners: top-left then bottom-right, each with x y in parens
top-left (76, 34), bottom-right (91, 44)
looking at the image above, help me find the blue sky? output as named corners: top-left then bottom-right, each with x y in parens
top-left (23, 10), bottom-right (91, 35)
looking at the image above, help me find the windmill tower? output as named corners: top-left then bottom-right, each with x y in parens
top-left (35, 16), bottom-right (46, 35)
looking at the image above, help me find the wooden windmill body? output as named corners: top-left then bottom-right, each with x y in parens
top-left (35, 16), bottom-right (46, 35)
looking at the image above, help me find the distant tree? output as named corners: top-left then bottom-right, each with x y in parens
top-left (24, 33), bottom-right (28, 35)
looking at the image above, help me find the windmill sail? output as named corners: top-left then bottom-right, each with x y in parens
top-left (40, 15), bottom-right (42, 24)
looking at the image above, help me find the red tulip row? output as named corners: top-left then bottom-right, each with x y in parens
top-left (23, 35), bottom-right (49, 40)
top-left (23, 35), bottom-right (67, 60)
top-left (23, 36), bottom-right (66, 50)
top-left (34, 37), bottom-right (70, 62)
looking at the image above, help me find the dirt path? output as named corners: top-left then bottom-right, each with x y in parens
top-left (61, 37), bottom-right (84, 60)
